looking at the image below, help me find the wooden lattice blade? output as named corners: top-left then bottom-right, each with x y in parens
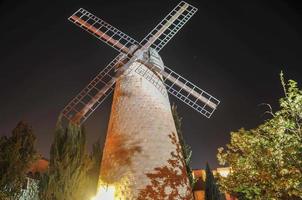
top-left (140, 1), bottom-right (198, 52)
top-left (162, 66), bottom-right (219, 118)
top-left (61, 55), bottom-right (125, 125)
top-left (70, 78), bottom-right (116, 124)
top-left (68, 8), bottom-right (139, 55)
top-left (135, 61), bottom-right (219, 118)
top-left (163, 74), bottom-right (217, 109)
top-left (62, 52), bottom-right (142, 125)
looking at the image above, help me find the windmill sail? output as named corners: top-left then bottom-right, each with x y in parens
top-left (61, 55), bottom-right (122, 124)
top-left (61, 52), bottom-right (147, 125)
top-left (69, 8), bottom-right (139, 54)
top-left (135, 1), bottom-right (198, 90)
top-left (140, 1), bottom-right (197, 52)
top-left (162, 66), bottom-right (219, 118)
top-left (135, 64), bottom-right (220, 118)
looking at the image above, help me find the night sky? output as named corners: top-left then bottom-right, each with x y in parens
top-left (1, 0), bottom-right (302, 168)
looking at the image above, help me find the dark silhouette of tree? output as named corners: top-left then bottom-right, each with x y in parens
top-left (39, 117), bottom-right (93, 200)
top-left (86, 138), bottom-right (103, 198)
top-left (205, 163), bottom-right (225, 200)
top-left (0, 121), bottom-right (38, 198)
top-left (171, 104), bottom-right (196, 188)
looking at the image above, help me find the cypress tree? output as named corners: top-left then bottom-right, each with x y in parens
top-left (205, 163), bottom-right (225, 200)
top-left (171, 104), bottom-right (196, 188)
top-left (40, 117), bottom-right (92, 200)
top-left (85, 138), bottom-right (103, 198)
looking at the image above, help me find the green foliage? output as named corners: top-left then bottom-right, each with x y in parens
top-left (217, 74), bottom-right (302, 200)
top-left (0, 192), bottom-right (9, 200)
top-left (0, 121), bottom-right (38, 198)
top-left (171, 104), bottom-right (196, 188)
top-left (85, 138), bottom-right (103, 198)
top-left (205, 163), bottom-right (225, 200)
top-left (39, 117), bottom-right (94, 200)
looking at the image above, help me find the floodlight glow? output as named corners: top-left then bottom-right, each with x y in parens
top-left (91, 185), bottom-right (115, 200)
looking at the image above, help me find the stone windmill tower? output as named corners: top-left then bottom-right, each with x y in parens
top-left (62, 2), bottom-right (220, 199)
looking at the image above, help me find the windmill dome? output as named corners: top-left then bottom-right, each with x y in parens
top-left (146, 48), bottom-right (164, 72)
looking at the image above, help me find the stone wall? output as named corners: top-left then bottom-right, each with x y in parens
top-left (99, 59), bottom-right (193, 199)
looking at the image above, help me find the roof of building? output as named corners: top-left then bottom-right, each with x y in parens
top-left (28, 158), bottom-right (49, 174)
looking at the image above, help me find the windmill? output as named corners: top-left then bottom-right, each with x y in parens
top-left (62, 1), bottom-right (220, 199)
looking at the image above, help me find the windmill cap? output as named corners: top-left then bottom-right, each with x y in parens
top-left (145, 48), bottom-right (164, 71)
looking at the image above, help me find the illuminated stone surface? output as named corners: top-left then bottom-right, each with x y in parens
top-left (99, 52), bottom-right (193, 199)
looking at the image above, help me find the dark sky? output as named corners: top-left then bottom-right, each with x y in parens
top-left (0, 0), bottom-right (301, 168)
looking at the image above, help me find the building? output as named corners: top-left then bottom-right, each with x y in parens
top-left (192, 167), bottom-right (236, 200)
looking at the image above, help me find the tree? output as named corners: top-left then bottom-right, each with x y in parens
top-left (40, 117), bottom-right (93, 200)
top-left (85, 138), bottom-right (103, 198)
top-left (171, 104), bottom-right (196, 188)
top-left (205, 163), bottom-right (225, 200)
top-left (217, 73), bottom-right (302, 200)
top-left (0, 121), bottom-right (38, 198)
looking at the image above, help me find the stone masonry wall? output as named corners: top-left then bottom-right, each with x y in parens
top-left (99, 61), bottom-right (193, 200)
